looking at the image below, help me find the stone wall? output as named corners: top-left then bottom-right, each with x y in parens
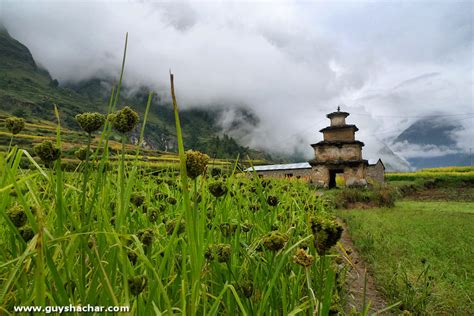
top-left (253, 163), bottom-right (369, 188)
top-left (323, 129), bottom-right (355, 141)
top-left (314, 144), bottom-right (362, 161)
top-left (255, 168), bottom-right (313, 179)
top-left (310, 165), bottom-right (329, 187)
top-left (343, 164), bottom-right (367, 187)
top-left (330, 116), bottom-right (346, 126)
top-left (367, 161), bottom-right (385, 183)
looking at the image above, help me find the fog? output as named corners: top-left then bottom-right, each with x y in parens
top-left (1, 0), bottom-right (472, 162)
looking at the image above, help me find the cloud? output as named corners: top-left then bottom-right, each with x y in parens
top-left (391, 141), bottom-right (467, 159)
top-left (1, 0), bottom-right (472, 161)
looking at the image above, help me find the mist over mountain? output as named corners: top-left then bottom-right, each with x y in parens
top-left (1, 1), bottom-right (472, 169)
top-left (391, 117), bottom-right (473, 169)
top-left (0, 27), bottom-right (269, 160)
top-left (0, 0), bottom-right (474, 170)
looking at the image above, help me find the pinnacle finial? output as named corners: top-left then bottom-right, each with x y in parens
top-left (337, 105), bottom-right (341, 112)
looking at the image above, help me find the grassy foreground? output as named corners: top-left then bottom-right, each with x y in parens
top-left (0, 57), bottom-right (347, 314)
top-left (339, 200), bottom-right (474, 314)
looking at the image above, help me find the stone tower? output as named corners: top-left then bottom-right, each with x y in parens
top-left (309, 107), bottom-right (368, 188)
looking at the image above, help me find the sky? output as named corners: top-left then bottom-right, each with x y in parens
top-left (1, 0), bottom-right (473, 164)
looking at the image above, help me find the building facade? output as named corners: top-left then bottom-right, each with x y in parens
top-left (367, 159), bottom-right (385, 184)
top-left (309, 108), bottom-right (368, 188)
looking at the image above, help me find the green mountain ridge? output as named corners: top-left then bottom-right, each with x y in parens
top-left (0, 28), bottom-right (270, 161)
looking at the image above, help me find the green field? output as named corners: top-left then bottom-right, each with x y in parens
top-left (386, 166), bottom-right (474, 182)
top-left (339, 200), bottom-right (474, 314)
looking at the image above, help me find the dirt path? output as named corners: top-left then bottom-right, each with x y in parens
top-left (336, 219), bottom-right (388, 314)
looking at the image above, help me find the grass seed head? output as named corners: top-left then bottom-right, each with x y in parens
top-left (216, 243), bottom-right (232, 263)
top-left (204, 246), bottom-right (215, 260)
top-left (166, 219), bottom-right (185, 235)
top-left (137, 228), bottom-right (154, 247)
top-left (75, 112), bottom-right (105, 134)
top-left (262, 231), bottom-right (288, 251)
top-left (154, 191), bottom-right (168, 201)
top-left (266, 195), bottom-right (279, 206)
top-left (127, 251), bottom-right (138, 265)
top-left (250, 204), bottom-right (260, 212)
top-left (185, 150), bottom-right (209, 179)
top-left (130, 192), bottom-right (145, 207)
top-left (75, 147), bottom-right (92, 161)
top-left (293, 248), bottom-right (314, 267)
top-left (7, 204), bottom-right (28, 228)
top-left (34, 141), bottom-right (61, 164)
top-left (148, 208), bottom-right (159, 223)
top-left (111, 106), bottom-right (139, 133)
top-left (237, 280), bottom-right (254, 298)
top-left (241, 221), bottom-right (253, 232)
top-left (210, 168), bottom-right (222, 177)
top-left (5, 116), bottom-right (25, 135)
top-left (310, 216), bottom-right (343, 253)
top-left (208, 181), bottom-right (228, 198)
top-left (19, 225), bottom-right (34, 242)
top-left (167, 196), bottom-right (177, 205)
top-left (219, 222), bottom-right (238, 237)
top-left (128, 275), bottom-right (147, 296)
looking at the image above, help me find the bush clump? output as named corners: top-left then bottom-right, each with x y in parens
top-left (333, 187), bottom-right (396, 208)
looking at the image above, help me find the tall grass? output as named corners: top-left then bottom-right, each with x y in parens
top-left (0, 36), bottom-right (354, 315)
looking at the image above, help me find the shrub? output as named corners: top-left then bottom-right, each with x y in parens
top-left (372, 186), bottom-right (396, 207)
top-left (333, 187), bottom-right (396, 208)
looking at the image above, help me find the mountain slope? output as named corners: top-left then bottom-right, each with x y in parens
top-left (393, 117), bottom-right (461, 146)
top-left (391, 117), bottom-right (470, 169)
top-left (0, 28), bottom-right (268, 160)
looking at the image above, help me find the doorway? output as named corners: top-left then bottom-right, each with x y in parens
top-left (329, 169), bottom-right (344, 189)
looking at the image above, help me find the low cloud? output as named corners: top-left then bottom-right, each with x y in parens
top-left (391, 141), bottom-right (466, 159)
top-left (1, 0), bottom-right (472, 160)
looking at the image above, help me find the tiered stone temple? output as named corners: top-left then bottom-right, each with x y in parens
top-left (245, 106), bottom-right (383, 187)
top-left (309, 107), bottom-right (368, 188)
